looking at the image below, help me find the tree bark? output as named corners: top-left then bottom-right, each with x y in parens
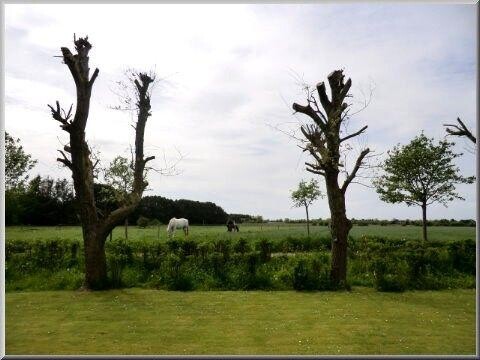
top-left (305, 204), bottom-right (310, 236)
top-left (84, 230), bottom-right (108, 289)
top-left (292, 70), bottom-right (369, 289)
top-left (421, 202), bottom-right (428, 241)
top-left (49, 36), bottom-right (155, 290)
top-left (325, 172), bottom-right (352, 285)
top-left (125, 218), bottom-right (128, 240)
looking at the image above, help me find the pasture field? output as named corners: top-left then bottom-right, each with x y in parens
top-left (6, 287), bottom-right (475, 355)
top-left (5, 223), bottom-right (476, 243)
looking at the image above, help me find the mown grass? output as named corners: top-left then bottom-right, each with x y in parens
top-left (6, 224), bottom-right (476, 243)
top-left (6, 287), bottom-right (475, 355)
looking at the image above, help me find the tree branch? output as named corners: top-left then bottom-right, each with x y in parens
top-left (444, 118), bottom-right (476, 144)
top-left (315, 81), bottom-right (332, 115)
top-left (292, 103), bottom-right (326, 129)
top-left (89, 68), bottom-right (99, 87)
top-left (340, 125), bottom-right (368, 143)
top-left (305, 162), bottom-right (325, 176)
top-left (48, 101), bottom-right (73, 132)
top-left (56, 150), bottom-right (72, 169)
top-left (341, 148), bottom-right (370, 193)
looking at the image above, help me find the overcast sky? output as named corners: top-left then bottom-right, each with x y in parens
top-left (4, 3), bottom-right (477, 220)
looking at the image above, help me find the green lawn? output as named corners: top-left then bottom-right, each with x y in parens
top-left (5, 224), bottom-right (476, 243)
top-left (6, 287), bottom-right (476, 355)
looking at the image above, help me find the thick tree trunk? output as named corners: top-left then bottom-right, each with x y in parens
top-left (305, 204), bottom-right (310, 236)
top-left (49, 37), bottom-right (155, 290)
top-left (325, 172), bottom-right (352, 287)
top-left (292, 70), bottom-right (369, 290)
top-left (421, 202), bottom-right (427, 241)
top-left (83, 227), bottom-right (108, 289)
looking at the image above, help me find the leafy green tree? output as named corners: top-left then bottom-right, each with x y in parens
top-left (374, 133), bottom-right (475, 241)
top-left (291, 179), bottom-right (324, 236)
top-left (103, 156), bottom-right (135, 239)
top-left (5, 132), bottom-right (37, 190)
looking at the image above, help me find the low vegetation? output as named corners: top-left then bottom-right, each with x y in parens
top-left (6, 225), bottom-right (475, 292)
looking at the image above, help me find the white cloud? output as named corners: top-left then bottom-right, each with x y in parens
top-left (4, 3), bottom-right (477, 220)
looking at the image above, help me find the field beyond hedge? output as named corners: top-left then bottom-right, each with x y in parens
top-left (6, 287), bottom-right (475, 355)
top-left (6, 223), bottom-right (477, 243)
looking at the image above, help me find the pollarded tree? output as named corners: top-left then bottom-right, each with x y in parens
top-left (291, 179), bottom-right (323, 236)
top-left (292, 69), bottom-right (371, 287)
top-left (374, 133), bottom-right (475, 241)
top-left (48, 35), bottom-right (156, 289)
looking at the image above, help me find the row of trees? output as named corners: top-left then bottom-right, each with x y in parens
top-left (6, 37), bottom-right (475, 290)
top-left (292, 69), bottom-right (475, 287)
top-left (291, 133), bottom-right (474, 241)
top-left (133, 196), bottom-right (228, 225)
top-left (277, 217), bottom-right (476, 227)
top-left (4, 175), bottom-right (229, 226)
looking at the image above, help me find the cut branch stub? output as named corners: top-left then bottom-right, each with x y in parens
top-left (444, 117), bottom-right (476, 144)
top-left (316, 82), bottom-right (331, 115)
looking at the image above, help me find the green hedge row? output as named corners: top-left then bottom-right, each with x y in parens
top-left (6, 236), bottom-right (476, 292)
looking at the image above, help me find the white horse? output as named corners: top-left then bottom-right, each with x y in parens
top-left (167, 217), bottom-right (189, 238)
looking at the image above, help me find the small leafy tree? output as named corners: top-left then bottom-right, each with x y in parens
top-left (291, 179), bottom-right (323, 236)
top-left (5, 132), bottom-right (37, 191)
top-left (103, 156), bottom-right (135, 239)
top-left (374, 133), bottom-right (475, 241)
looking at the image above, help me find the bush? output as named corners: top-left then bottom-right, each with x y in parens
top-left (373, 257), bottom-right (409, 292)
top-left (5, 235), bottom-right (476, 292)
top-left (163, 253), bottom-right (195, 291)
top-left (256, 239), bottom-right (272, 262)
top-left (137, 216), bottom-right (150, 228)
top-left (293, 253), bottom-right (331, 291)
top-left (106, 239), bottom-right (133, 288)
top-left (233, 238), bottom-right (250, 254)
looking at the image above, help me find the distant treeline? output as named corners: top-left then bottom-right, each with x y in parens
top-left (6, 175), bottom-right (475, 227)
top-left (132, 196), bottom-right (228, 225)
top-left (5, 176), bottom-right (229, 226)
top-left (273, 218), bottom-right (476, 227)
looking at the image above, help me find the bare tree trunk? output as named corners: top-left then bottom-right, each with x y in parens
top-left (125, 218), bottom-right (128, 240)
top-left (49, 36), bottom-right (155, 290)
top-left (84, 231), bottom-right (108, 289)
top-left (421, 202), bottom-right (428, 241)
top-left (325, 173), bottom-right (352, 285)
top-left (292, 70), bottom-right (370, 289)
top-left (305, 204), bottom-right (310, 236)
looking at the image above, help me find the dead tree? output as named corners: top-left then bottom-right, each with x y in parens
top-left (292, 69), bottom-right (370, 287)
top-left (444, 118), bottom-right (476, 144)
top-left (48, 35), bottom-right (155, 289)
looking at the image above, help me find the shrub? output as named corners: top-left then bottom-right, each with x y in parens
top-left (293, 253), bottom-right (331, 291)
top-left (137, 216), bottom-right (150, 228)
top-left (373, 257), bottom-right (409, 292)
top-left (233, 238), bottom-right (250, 254)
top-left (106, 239), bottom-right (133, 288)
top-left (256, 239), bottom-right (272, 262)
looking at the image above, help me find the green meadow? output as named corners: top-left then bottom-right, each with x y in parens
top-left (6, 223), bottom-right (476, 243)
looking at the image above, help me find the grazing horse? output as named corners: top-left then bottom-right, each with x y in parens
top-left (167, 217), bottom-right (189, 238)
top-left (227, 219), bottom-right (239, 232)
